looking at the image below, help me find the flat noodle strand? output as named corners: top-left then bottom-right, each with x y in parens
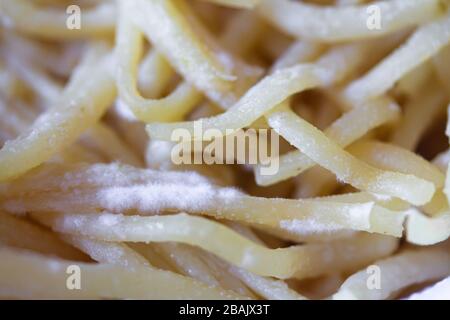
top-left (38, 212), bottom-right (399, 279)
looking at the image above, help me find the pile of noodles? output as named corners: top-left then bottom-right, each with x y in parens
top-left (0, 0), bottom-right (449, 299)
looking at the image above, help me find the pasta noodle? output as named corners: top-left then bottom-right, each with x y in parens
top-left (115, 1), bottom-right (203, 122)
top-left (147, 64), bottom-right (332, 140)
top-left (258, 0), bottom-right (446, 42)
top-left (406, 209), bottom-right (450, 245)
top-left (0, 0), bottom-right (116, 39)
top-left (0, 163), bottom-right (407, 237)
top-left (0, 0), bottom-right (449, 301)
top-left (255, 97), bottom-right (400, 186)
top-left (33, 211), bottom-right (399, 279)
top-left (0, 247), bottom-right (243, 299)
top-left (344, 11), bottom-right (450, 103)
top-left (266, 106), bottom-right (435, 205)
top-left (0, 45), bottom-right (116, 181)
top-left (333, 247), bottom-right (450, 300)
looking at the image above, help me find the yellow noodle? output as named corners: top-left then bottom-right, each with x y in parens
top-left (39, 212), bottom-right (399, 279)
top-left (0, 0), bottom-right (116, 39)
top-left (125, 0), bottom-right (237, 106)
top-left (266, 107), bottom-right (435, 205)
top-left (56, 233), bottom-right (253, 296)
top-left (2, 48), bottom-right (62, 104)
top-left (0, 212), bottom-right (87, 261)
top-left (0, 247), bottom-right (243, 299)
top-left (147, 64), bottom-right (331, 140)
top-left (137, 51), bottom-right (174, 98)
top-left (344, 12), bottom-right (450, 102)
top-left (80, 123), bottom-right (143, 167)
top-left (148, 39), bottom-right (403, 141)
top-left (258, 0), bottom-right (445, 42)
top-left (255, 97), bottom-right (400, 186)
top-left (333, 247), bottom-right (450, 300)
top-left (406, 209), bottom-right (450, 245)
top-left (115, 3), bottom-right (203, 122)
top-left (186, 250), bottom-right (258, 298)
top-left (0, 163), bottom-right (407, 237)
top-left (61, 235), bottom-right (150, 268)
top-left (202, 0), bottom-right (260, 9)
top-left (0, 46), bottom-right (116, 181)
top-left (347, 140), bottom-right (445, 188)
